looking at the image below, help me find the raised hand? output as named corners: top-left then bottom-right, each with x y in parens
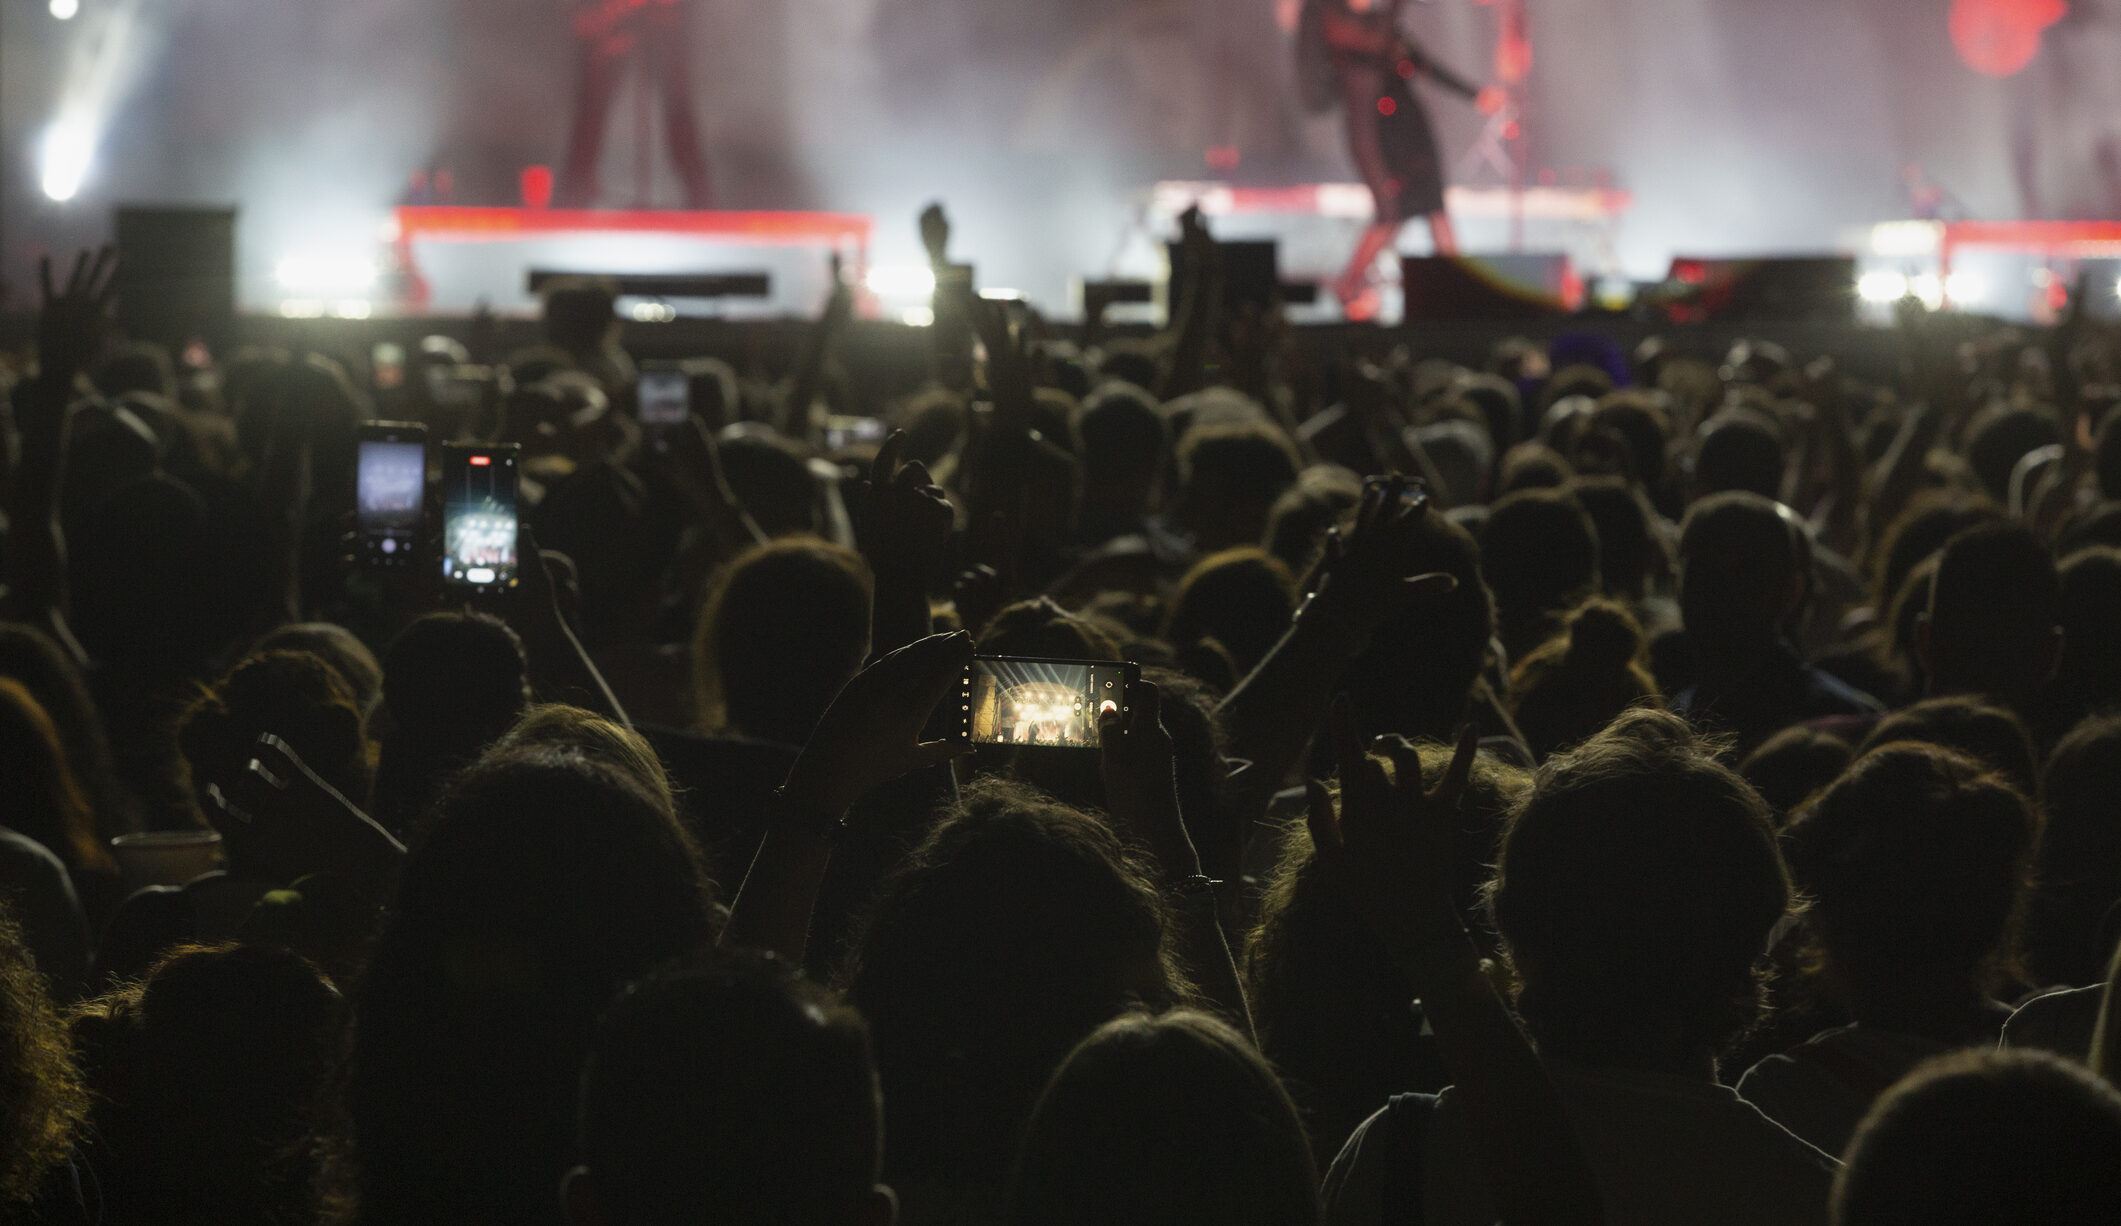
top-left (1306, 474), bottom-right (1455, 638)
top-left (1099, 679), bottom-right (1198, 880)
top-left (203, 733), bottom-right (404, 885)
top-left (919, 202), bottom-right (952, 268)
top-left (783, 631), bottom-right (976, 817)
top-left (1305, 696), bottom-right (1478, 961)
top-left (36, 246), bottom-right (117, 391)
top-left (861, 429), bottom-right (955, 584)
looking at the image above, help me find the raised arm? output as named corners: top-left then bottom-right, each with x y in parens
top-left (1218, 475), bottom-right (1455, 795)
top-left (721, 631), bottom-right (974, 963)
top-left (1310, 704), bottom-right (1604, 1226)
top-left (3, 249), bottom-right (116, 659)
top-left (858, 430), bottom-right (955, 656)
top-left (782, 256), bottom-right (856, 441)
top-left (1100, 679), bottom-right (1253, 1037)
top-left (512, 528), bottom-right (632, 727)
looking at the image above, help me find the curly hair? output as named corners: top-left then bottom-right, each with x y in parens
top-left (0, 904), bottom-right (87, 1208)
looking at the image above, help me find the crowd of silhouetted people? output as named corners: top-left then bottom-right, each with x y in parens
top-left (6, 223), bottom-right (2121, 1226)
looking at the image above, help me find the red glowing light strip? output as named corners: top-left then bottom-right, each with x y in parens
top-left (1939, 220), bottom-right (2121, 280)
top-left (393, 206), bottom-right (873, 246)
top-left (468, 454), bottom-right (492, 466)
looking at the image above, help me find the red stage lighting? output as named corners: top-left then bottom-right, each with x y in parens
top-left (521, 164), bottom-right (555, 209)
top-left (1950, 0), bottom-right (2067, 78)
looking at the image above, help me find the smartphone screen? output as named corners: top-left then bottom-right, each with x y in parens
top-left (958, 656), bottom-right (1137, 749)
top-left (356, 424), bottom-right (428, 567)
top-left (638, 366), bottom-right (691, 427)
top-left (822, 414), bottom-right (889, 452)
top-left (440, 444), bottom-right (521, 593)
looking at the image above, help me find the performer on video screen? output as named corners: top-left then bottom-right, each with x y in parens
top-left (557, 0), bottom-right (714, 209)
top-left (1299, 0), bottom-right (1483, 315)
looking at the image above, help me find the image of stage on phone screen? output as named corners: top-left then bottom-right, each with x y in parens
top-left (442, 450), bottom-right (519, 590)
top-left (966, 658), bottom-right (1132, 749)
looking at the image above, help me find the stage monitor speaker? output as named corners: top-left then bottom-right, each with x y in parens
top-left (1400, 255), bottom-right (1578, 321)
top-left (114, 206), bottom-right (237, 349)
top-left (1657, 256), bottom-right (1857, 323)
top-left (526, 269), bottom-right (772, 299)
top-left (1168, 239), bottom-right (1282, 311)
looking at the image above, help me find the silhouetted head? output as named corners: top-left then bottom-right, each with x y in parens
top-left (1871, 493), bottom-right (2004, 614)
top-left (1919, 522), bottom-right (2060, 712)
top-left (1490, 709), bottom-right (1789, 1069)
top-left (1174, 424), bottom-right (1302, 553)
top-left (572, 951), bottom-right (889, 1226)
top-left (2051, 547), bottom-right (2121, 722)
top-left (1480, 487), bottom-right (1600, 660)
top-left (1964, 404), bottom-right (2061, 504)
top-left (1571, 475), bottom-right (1659, 600)
top-left (370, 613), bottom-right (529, 834)
top-left (843, 778), bottom-right (1182, 1215)
top-left (1264, 466), bottom-right (1364, 576)
top-left (2024, 714), bottom-right (2121, 986)
top-left (1589, 392), bottom-right (1672, 491)
top-left (1693, 409), bottom-right (1785, 501)
top-left (1508, 599), bottom-right (1660, 761)
top-left (78, 943), bottom-right (339, 1225)
top-left (179, 650), bottom-right (374, 872)
top-left (1858, 697), bottom-right (2040, 800)
top-left (1833, 1050), bottom-right (2121, 1226)
top-left (343, 746), bottom-right (714, 1226)
top-left (1678, 492), bottom-right (1804, 663)
top-left (1078, 383), bottom-right (1168, 514)
top-left (1788, 744), bottom-right (2035, 1004)
top-left (1162, 548), bottom-right (1298, 680)
top-left (492, 705), bottom-right (676, 817)
top-left (1738, 727), bottom-right (1852, 823)
top-left (543, 277), bottom-right (622, 354)
top-left (254, 622), bottom-right (385, 716)
top-left (693, 539), bottom-right (873, 746)
top-left (0, 678), bottom-right (107, 879)
top-left (1007, 1011), bottom-right (1318, 1226)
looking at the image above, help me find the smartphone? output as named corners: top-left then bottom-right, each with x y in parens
top-left (356, 422), bottom-right (428, 568)
top-left (1365, 475), bottom-right (1431, 511)
top-left (638, 363), bottom-right (691, 428)
top-left (439, 443), bottom-right (521, 593)
top-left (955, 655), bottom-right (1138, 749)
top-left (822, 414), bottom-right (889, 453)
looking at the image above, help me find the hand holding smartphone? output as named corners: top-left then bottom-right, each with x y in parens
top-left (953, 655), bottom-right (1138, 749)
top-left (440, 442), bottom-right (522, 594)
top-left (356, 422), bottom-right (428, 568)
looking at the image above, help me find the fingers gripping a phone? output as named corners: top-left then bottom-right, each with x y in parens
top-left (1310, 474), bottom-right (1456, 634)
top-left (1099, 680), bottom-right (1200, 880)
top-left (784, 632), bottom-right (977, 817)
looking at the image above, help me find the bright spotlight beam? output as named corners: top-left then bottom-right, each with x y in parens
top-left (51, 0), bottom-right (81, 20)
top-left (41, 122), bottom-right (97, 202)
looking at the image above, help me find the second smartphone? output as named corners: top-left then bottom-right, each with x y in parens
top-left (439, 442), bottom-right (522, 595)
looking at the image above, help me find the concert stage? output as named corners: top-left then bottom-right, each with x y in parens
top-left (381, 206), bottom-right (875, 317)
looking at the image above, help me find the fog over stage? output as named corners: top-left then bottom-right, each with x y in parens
top-left (3, 0), bottom-right (2116, 320)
